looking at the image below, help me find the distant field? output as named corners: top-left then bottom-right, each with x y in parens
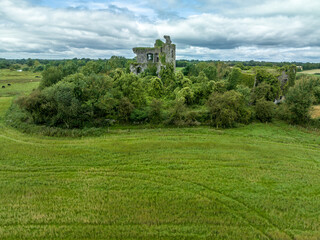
top-left (300, 69), bottom-right (320, 75)
top-left (0, 69), bottom-right (40, 97)
top-left (1, 70), bottom-right (320, 239)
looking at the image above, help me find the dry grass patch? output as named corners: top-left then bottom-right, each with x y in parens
top-left (310, 105), bottom-right (320, 119)
top-left (300, 69), bottom-right (320, 75)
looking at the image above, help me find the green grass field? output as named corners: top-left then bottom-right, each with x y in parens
top-left (1, 70), bottom-right (320, 239)
top-left (0, 69), bottom-right (41, 97)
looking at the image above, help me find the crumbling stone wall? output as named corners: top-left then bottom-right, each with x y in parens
top-left (130, 35), bottom-right (176, 75)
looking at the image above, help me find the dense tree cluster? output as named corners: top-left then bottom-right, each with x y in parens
top-left (13, 57), bottom-right (310, 129)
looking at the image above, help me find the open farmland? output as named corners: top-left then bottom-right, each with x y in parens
top-left (300, 69), bottom-right (320, 75)
top-left (0, 70), bottom-right (320, 239)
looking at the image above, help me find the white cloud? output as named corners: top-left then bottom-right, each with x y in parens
top-left (0, 0), bottom-right (320, 61)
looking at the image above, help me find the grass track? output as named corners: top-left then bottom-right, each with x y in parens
top-left (0, 73), bottom-right (320, 239)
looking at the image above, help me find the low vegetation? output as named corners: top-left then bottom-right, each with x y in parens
top-left (1, 60), bottom-right (320, 239)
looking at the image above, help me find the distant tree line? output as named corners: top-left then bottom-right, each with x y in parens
top-left (176, 60), bottom-right (320, 71)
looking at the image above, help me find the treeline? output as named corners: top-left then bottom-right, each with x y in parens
top-left (176, 60), bottom-right (320, 71)
top-left (3, 57), bottom-right (320, 72)
top-left (0, 56), bottom-right (129, 73)
top-left (12, 57), bottom-right (320, 130)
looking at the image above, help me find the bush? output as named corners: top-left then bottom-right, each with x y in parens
top-left (207, 90), bottom-right (252, 128)
top-left (313, 86), bottom-right (320, 104)
top-left (40, 66), bottom-right (63, 89)
top-left (167, 100), bottom-right (187, 126)
top-left (284, 79), bottom-right (313, 124)
top-left (251, 82), bottom-right (274, 103)
top-left (148, 99), bottom-right (163, 124)
top-left (118, 97), bottom-right (134, 123)
top-left (255, 99), bottom-right (274, 122)
top-left (130, 108), bottom-right (148, 123)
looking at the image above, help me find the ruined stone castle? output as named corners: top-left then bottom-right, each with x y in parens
top-left (130, 35), bottom-right (176, 75)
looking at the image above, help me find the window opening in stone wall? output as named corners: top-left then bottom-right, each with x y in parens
top-left (147, 53), bottom-right (153, 61)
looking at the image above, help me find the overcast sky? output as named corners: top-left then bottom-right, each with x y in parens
top-left (0, 0), bottom-right (319, 61)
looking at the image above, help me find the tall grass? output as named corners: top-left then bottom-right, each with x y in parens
top-left (1, 70), bottom-right (320, 239)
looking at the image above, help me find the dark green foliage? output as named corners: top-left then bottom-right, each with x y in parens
top-left (227, 67), bottom-right (254, 90)
top-left (107, 56), bottom-right (127, 71)
top-left (118, 97), bottom-right (134, 122)
top-left (130, 108), bottom-right (148, 123)
top-left (255, 69), bottom-right (281, 100)
top-left (235, 85), bottom-right (251, 104)
top-left (176, 87), bottom-right (194, 105)
top-left (148, 99), bottom-right (163, 123)
top-left (227, 67), bottom-right (241, 90)
top-left (18, 73), bottom-right (117, 128)
top-left (251, 82), bottom-right (274, 103)
top-left (26, 58), bottom-right (34, 67)
top-left (33, 65), bottom-right (44, 72)
top-left (160, 63), bottom-right (175, 90)
top-left (81, 61), bottom-right (103, 76)
top-left (203, 65), bottom-right (217, 80)
top-left (9, 64), bottom-right (20, 70)
top-left (62, 61), bottom-right (79, 76)
top-left (12, 58), bottom-right (314, 130)
top-left (182, 63), bottom-right (198, 76)
top-left (143, 63), bottom-right (158, 76)
top-left (148, 77), bottom-right (163, 98)
top-left (281, 65), bottom-right (296, 88)
top-left (284, 79), bottom-right (314, 124)
top-left (39, 66), bottom-right (63, 89)
top-left (313, 86), bottom-right (320, 104)
top-left (255, 99), bottom-right (274, 122)
top-left (207, 90), bottom-right (252, 128)
top-left (213, 80), bottom-right (227, 93)
top-left (167, 100), bottom-right (187, 126)
top-left (234, 62), bottom-right (249, 70)
top-left (239, 73), bottom-right (255, 88)
top-left (115, 73), bottom-right (146, 108)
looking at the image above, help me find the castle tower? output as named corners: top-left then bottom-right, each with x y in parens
top-left (130, 36), bottom-right (176, 75)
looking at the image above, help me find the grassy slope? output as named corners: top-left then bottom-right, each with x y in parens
top-left (1, 70), bottom-right (320, 239)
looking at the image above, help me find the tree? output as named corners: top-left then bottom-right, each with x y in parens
top-left (118, 97), bottom-right (134, 122)
top-left (207, 90), bottom-right (251, 128)
top-left (176, 87), bottom-right (194, 105)
top-left (255, 99), bottom-right (274, 122)
top-left (255, 69), bottom-right (281, 100)
top-left (81, 61), bottom-right (102, 76)
top-left (116, 73), bottom-right (146, 108)
top-left (160, 63), bottom-right (175, 87)
top-left (227, 67), bottom-right (241, 90)
top-left (148, 77), bottom-right (164, 98)
top-left (284, 79), bottom-right (314, 124)
top-left (148, 99), bottom-right (163, 123)
top-left (203, 65), bottom-right (217, 81)
top-left (40, 66), bottom-right (63, 89)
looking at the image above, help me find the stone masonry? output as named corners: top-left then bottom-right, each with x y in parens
top-left (130, 35), bottom-right (176, 75)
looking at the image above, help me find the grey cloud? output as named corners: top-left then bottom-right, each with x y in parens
top-left (1, 0), bottom-right (320, 62)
